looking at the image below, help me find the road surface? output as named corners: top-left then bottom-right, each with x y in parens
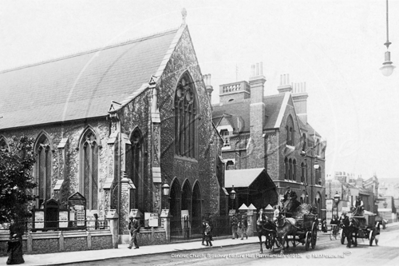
top-left (62, 224), bottom-right (399, 266)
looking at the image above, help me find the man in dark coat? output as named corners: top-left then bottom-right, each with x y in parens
top-left (230, 214), bottom-right (238, 239)
top-left (128, 216), bottom-right (140, 249)
top-left (201, 220), bottom-right (207, 245)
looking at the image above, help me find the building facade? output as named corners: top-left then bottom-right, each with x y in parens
top-left (211, 68), bottom-right (326, 216)
top-left (0, 21), bottom-right (225, 243)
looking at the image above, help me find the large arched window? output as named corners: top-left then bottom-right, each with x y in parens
top-left (301, 162), bottom-right (305, 183)
top-left (80, 128), bottom-right (98, 210)
top-left (284, 157), bottom-right (288, 180)
top-left (127, 128), bottom-right (145, 211)
top-left (35, 133), bottom-right (52, 207)
top-left (175, 72), bottom-right (197, 158)
top-left (286, 115), bottom-right (295, 146)
top-left (315, 167), bottom-right (322, 185)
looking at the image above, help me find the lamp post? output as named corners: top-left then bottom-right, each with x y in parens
top-left (161, 181), bottom-right (170, 209)
top-left (381, 0), bottom-right (395, 76)
top-left (230, 185), bottom-right (236, 210)
top-left (333, 191), bottom-right (340, 218)
top-left (300, 150), bottom-right (309, 204)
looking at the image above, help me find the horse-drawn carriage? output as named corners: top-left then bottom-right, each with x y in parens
top-left (257, 203), bottom-right (319, 254)
top-left (340, 208), bottom-right (381, 248)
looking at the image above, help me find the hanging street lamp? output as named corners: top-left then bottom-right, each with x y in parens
top-left (381, 0), bottom-right (395, 76)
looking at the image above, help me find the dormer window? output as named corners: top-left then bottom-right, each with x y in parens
top-left (220, 129), bottom-right (230, 147)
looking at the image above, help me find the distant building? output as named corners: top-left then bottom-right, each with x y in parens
top-left (378, 178), bottom-right (399, 222)
top-left (211, 68), bottom-right (326, 217)
top-left (326, 174), bottom-right (379, 219)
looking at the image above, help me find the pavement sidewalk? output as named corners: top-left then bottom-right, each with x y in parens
top-left (4, 222), bottom-right (399, 265)
top-left (3, 236), bottom-right (259, 266)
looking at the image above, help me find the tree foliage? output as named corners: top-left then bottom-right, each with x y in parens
top-left (0, 136), bottom-right (36, 227)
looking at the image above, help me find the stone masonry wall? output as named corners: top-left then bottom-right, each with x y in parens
top-left (0, 118), bottom-right (112, 219)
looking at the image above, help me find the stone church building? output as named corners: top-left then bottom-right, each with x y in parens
top-left (0, 19), bottom-right (225, 244)
top-left (211, 66), bottom-right (327, 217)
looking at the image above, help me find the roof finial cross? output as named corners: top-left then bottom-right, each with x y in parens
top-left (181, 8), bottom-right (187, 24)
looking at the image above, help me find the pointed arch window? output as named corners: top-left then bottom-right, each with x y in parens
top-left (301, 162), bottom-right (305, 183)
top-left (284, 157), bottom-right (288, 180)
top-left (127, 128), bottom-right (145, 211)
top-left (80, 129), bottom-right (98, 210)
top-left (288, 159), bottom-right (292, 180)
top-left (286, 115), bottom-right (295, 146)
top-left (35, 134), bottom-right (52, 207)
top-left (293, 159), bottom-right (297, 181)
top-left (175, 73), bottom-right (197, 158)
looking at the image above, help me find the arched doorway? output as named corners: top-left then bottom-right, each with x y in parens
top-left (169, 179), bottom-right (181, 238)
top-left (181, 180), bottom-right (192, 238)
top-left (192, 181), bottom-right (202, 235)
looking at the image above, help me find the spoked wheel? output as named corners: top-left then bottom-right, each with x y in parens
top-left (265, 234), bottom-right (272, 249)
top-left (305, 232), bottom-right (311, 251)
top-left (272, 235), bottom-right (281, 252)
top-left (311, 222), bottom-right (318, 249)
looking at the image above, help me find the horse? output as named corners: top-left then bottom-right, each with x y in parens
top-left (256, 216), bottom-right (277, 253)
top-left (275, 214), bottom-right (297, 254)
top-left (340, 213), bottom-right (359, 248)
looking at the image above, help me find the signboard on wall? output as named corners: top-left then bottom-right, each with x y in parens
top-left (35, 210), bottom-right (44, 229)
top-left (59, 211), bottom-right (69, 228)
top-left (149, 213), bottom-right (159, 227)
top-left (75, 205), bottom-right (85, 226)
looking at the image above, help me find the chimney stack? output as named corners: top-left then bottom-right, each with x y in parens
top-left (248, 62), bottom-right (266, 168)
top-left (292, 81), bottom-right (309, 124)
top-left (277, 74), bottom-right (293, 93)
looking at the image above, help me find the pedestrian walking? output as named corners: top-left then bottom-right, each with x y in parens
top-left (201, 220), bottom-right (207, 245)
top-left (230, 214), bottom-right (238, 239)
top-left (128, 216), bottom-right (140, 249)
top-left (6, 234), bottom-right (24, 265)
top-left (239, 215), bottom-right (248, 240)
top-left (204, 222), bottom-right (213, 246)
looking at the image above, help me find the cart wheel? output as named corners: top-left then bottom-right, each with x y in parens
top-left (311, 223), bottom-right (318, 249)
top-left (266, 235), bottom-right (272, 249)
top-left (369, 230), bottom-right (375, 246)
top-left (305, 232), bottom-right (310, 251)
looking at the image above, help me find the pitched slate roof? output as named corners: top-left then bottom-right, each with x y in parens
top-left (212, 93), bottom-right (285, 132)
top-left (0, 28), bottom-right (180, 130)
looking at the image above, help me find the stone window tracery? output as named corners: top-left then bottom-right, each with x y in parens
top-left (35, 133), bottom-right (52, 207)
top-left (175, 73), bottom-right (197, 158)
top-left (80, 129), bottom-right (98, 210)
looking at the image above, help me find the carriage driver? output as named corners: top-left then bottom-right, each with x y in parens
top-left (283, 186), bottom-right (297, 202)
top-left (355, 196), bottom-right (364, 215)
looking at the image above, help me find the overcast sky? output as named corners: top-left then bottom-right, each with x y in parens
top-left (1, 0), bottom-right (399, 181)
